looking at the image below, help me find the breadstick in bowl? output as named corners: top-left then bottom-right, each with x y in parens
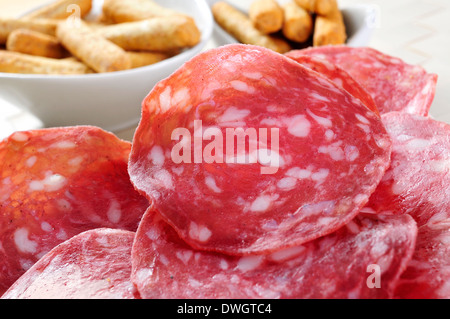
top-left (249, 0), bottom-right (284, 34)
top-left (0, 18), bottom-right (58, 44)
top-left (6, 29), bottom-right (67, 59)
top-left (56, 18), bottom-right (131, 73)
top-left (22, 0), bottom-right (93, 20)
top-left (97, 16), bottom-right (201, 52)
top-left (313, 9), bottom-right (346, 46)
top-left (0, 50), bottom-right (92, 74)
top-left (282, 2), bottom-right (313, 43)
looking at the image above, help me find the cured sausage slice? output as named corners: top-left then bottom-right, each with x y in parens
top-left (2, 229), bottom-right (138, 299)
top-left (128, 44), bottom-right (392, 255)
top-left (296, 46), bottom-right (438, 116)
top-left (0, 126), bottom-right (149, 295)
top-left (366, 112), bottom-right (450, 299)
top-left (131, 207), bottom-right (417, 299)
top-left (285, 52), bottom-right (379, 116)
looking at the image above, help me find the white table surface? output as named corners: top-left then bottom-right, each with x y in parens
top-left (0, 0), bottom-right (449, 141)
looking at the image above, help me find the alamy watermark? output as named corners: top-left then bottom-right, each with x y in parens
top-left (171, 120), bottom-right (280, 175)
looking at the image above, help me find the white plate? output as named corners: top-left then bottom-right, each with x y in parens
top-left (207, 0), bottom-right (378, 47)
top-left (0, 0), bottom-right (213, 133)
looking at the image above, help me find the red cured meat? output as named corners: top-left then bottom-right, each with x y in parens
top-left (131, 207), bottom-right (417, 299)
top-left (128, 44), bottom-right (392, 255)
top-left (2, 228), bottom-right (138, 299)
top-left (285, 52), bottom-right (380, 116)
top-left (0, 126), bottom-right (149, 295)
top-left (366, 112), bottom-right (450, 299)
top-left (297, 46), bottom-right (438, 116)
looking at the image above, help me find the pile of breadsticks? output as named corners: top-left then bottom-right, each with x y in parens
top-left (212, 0), bottom-right (346, 54)
top-left (0, 0), bottom-right (201, 75)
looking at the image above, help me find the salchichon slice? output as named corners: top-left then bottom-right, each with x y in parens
top-left (131, 207), bottom-right (417, 299)
top-left (285, 52), bottom-right (380, 116)
top-left (296, 46), bottom-right (438, 116)
top-left (366, 112), bottom-right (450, 299)
top-left (2, 229), bottom-right (138, 299)
top-left (0, 126), bottom-right (149, 295)
top-left (128, 44), bottom-right (392, 255)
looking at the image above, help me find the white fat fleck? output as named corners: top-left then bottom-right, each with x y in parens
top-left (172, 87), bottom-right (190, 106)
top-left (236, 256), bottom-right (264, 272)
top-left (311, 169), bottom-right (330, 183)
top-left (11, 132), bottom-right (28, 142)
top-left (41, 222), bottom-right (53, 232)
top-left (318, 145), bottom-right (344, 161)
top-left (26, 156), bottom-right (37, 168)
top-left (153, 169), bottom-right (174, 190)
top-left (175, 250), bottom-right (193, 265)
top-left (307, 109), bottom-right (332, 127)
top-left (230, 80), bottom-right (255, 94)
top-left (205, 175), bottom-right (222, 193)
top-left (149, 145), bottom-right (165, 167)
top-left (250, 195), bottom-right (272, 213)
top-left (391, 180), bottom-right (408, 195)
top-left (243, 71), bottom-right (263, 80)
top-left (51, 141), bottom-right (77, 149)
top-left (356, 123), bottom-right (371, 134)
top-left (218, 107), bottom-right (251, 123)
top-left (107, 200), bottom-right (121, 224)
top-left (269, 246), bottom-right (305, 262)
top-left (310, 92), bottom-right (331, 103)
top-left (428, 159), bottom-right (450, 173)
top-left (277, 177), bottom-right (297, 190)
top-left (29, 173), bottom-right (66, 193)
top-left (56, 199), bottom-right (72, 211)
top-left (14, 228), bottom-right (38, 254)
top-left (353, 194), bottom-right (368, 205)
top-left (286, 167), bottom-right (312, 179)
top-left (407, 138), bottom-right (432, 150)
top-left (172, 166), bottom-right (184, 176)
top-left (300, 200), bottom-right (335, 217)
top-left (159, 86), bottom-right (172, 112)
top-left (219, 259), bottom-right (229, 270)
top-left (345, 145), bottom-right (360, 162)
top-left (325, 130), bottom-right (335, 141)
top-left (189, 222), bottom-right (212, 243)
top-left (68, 156), bottom-right (84, 167)
top-left (287, 115), bottom-right (311, 138)
top-left (355, 113), bottom-right (370, 124)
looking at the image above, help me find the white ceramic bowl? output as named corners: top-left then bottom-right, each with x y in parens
top-left (0, 0), bottom-right (213, 132)
top-left (208, 0), bottom-right (378, 47)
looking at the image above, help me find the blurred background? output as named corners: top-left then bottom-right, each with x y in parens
top-left (0, 0), bottom-right (449, 141)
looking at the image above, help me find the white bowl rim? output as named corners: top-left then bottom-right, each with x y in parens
top-left (0, 0), bottom-right (214, 80)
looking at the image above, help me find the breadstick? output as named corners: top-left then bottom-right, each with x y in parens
top-left (313, 9), bottom-right (346, 46)
top-left (212, 2), bottom-right (291, 54)
top-left (127, 51), bottom-right (170, 69)
top-left (293, 0), bottom-right (316, 12)
top-left (0, 18), bottom-right (58, 44)
top-left (315, 0), bottom-right (338, 16)
top-left (0, 50), bottom-right (93, 74)
top-left (97, 16), bottom-right (201, 52)
top-left (249, 0), bottom-right (284, 34)
top-left (102, 0), bottom-right (186, 23)
top-left (56, 19), bottom-right (131, 73)
top-left (6, 29), bottom-right (67, 59)
top-left (22, 0), bottom-right (92, 20)
top-left (282, 2), bottom-right (313, 43)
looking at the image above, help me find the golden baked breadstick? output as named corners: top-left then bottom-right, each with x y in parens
top-left (22, 0), bottom-right (92, 20)
top-left (102, 0), bottom-right (186, 23)
top-left (249, 0), bottom-right (284, 34)
top-left (97, 16), bottom-right (201, 52)
top-left (0, 50), bottom-right (92, 74)
top-left (127, 51), bottom-right (170, 68)
top-left (293, 0), bottom-right (316, 12)
top-left (6, 29), bottom-right (67, 59)
top-left (0, 18), bottom-right (58, 44)
top-left (313, 9), bottom-right (346, 46)
top-left (56, 19), bottom-right (131, 73)
top-left (212, 2), bottom-right (291, 54)
top-left (282, 2), bottom-right (313, 43)
top-left (315, 0), bottom-right (338, 16)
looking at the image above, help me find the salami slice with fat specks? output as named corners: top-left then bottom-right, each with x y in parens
top-left (285, 52), bottom-right (380, 116)
top-left (128, 44), bottom-right (392, 255)
top-left (2, 229), bottom-right (138, 299)
top-left (365, 112), bottom-right (450, 299)
top-left (0, 127), bottom-right (149, 295)
top-left (297, 46), bottom-right (438, 116)
top-left (131, 207), bottom-right (417, 299)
